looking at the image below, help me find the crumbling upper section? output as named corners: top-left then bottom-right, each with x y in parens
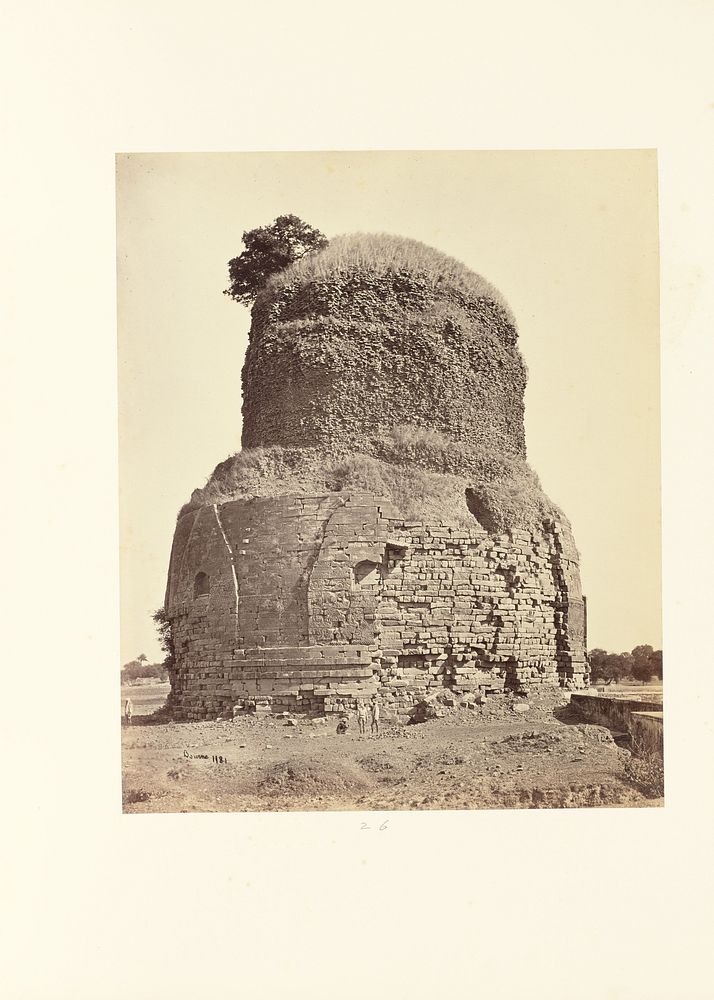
top-left (241, 234), bottom-right (527, 459)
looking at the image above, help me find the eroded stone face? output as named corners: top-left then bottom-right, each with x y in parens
top-left (242, 273), bottom-right (527, 458)
top-left (165, 493), bottom-right (587, 721)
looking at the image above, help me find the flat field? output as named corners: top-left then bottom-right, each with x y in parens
top-left (121, 689), bottom-right (662, 813)
top-left (121, 681), bottom-right (170, 716)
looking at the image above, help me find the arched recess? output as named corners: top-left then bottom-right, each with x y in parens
top-left (194, 571), bottom-right (210, 599)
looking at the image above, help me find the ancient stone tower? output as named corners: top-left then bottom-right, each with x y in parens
top-left (164, 234), bottom-right (587, 721)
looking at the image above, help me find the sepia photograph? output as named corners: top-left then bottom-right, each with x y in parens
top-left (7, 2), bottom-right (714, 997)
top-left (118, 150), bottom-right (662, 813)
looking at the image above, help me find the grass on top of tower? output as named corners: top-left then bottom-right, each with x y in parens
top-left (178, 429), bottom-right (564, 535)
top-left (261, 232), bottom-right (515, 320)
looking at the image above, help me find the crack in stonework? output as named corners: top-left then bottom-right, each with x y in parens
top-left (304, 497), bottom-right (348, 644)
top-left (213, 504), bottom-right (239, 605)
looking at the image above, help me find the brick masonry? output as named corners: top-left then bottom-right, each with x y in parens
top-left (165, 492), bottom-right (587, 721)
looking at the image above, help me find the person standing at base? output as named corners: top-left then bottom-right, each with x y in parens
top-left (124, 697), bottom-right (133, 726)
top-left (369, 695), bottom-right (380, 736)
top-left (356, 700), bottom-right (368, 735)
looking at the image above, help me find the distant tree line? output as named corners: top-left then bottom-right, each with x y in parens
top-left (121, 652), bottom-right (168, 684)
top-left (588, 645), bottom-right (663, 685)
top-left (121, 608), bottom-right (176, 684)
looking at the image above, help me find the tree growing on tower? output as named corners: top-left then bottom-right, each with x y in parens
top-left (224, 214), bottom-right (328, 305)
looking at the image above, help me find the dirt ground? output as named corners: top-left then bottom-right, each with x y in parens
top-left (121, 684), bottom-right (662, 813)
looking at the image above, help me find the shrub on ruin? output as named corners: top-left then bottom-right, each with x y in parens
top-left (624, 755), bottom-right (664, 798)
top-left (152, 606), bottom-right (175, 676)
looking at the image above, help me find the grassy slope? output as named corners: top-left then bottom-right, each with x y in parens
top-left (181, 428), bottom-right (562, 533)
top-left (260, 232), bottom-right (516, 321)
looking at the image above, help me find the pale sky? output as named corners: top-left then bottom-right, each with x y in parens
top-left (117, 150), bottom-right (660, 664)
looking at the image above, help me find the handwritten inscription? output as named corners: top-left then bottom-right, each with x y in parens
top-left (360, 820), bottom-right (389, 831)
top-left (183, 750), bottom-right (228, 763)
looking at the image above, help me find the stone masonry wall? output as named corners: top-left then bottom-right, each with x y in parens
top-left (165, 492), bottom-right (587, 721)
top-left (570, 695), bottom-right (663, 735)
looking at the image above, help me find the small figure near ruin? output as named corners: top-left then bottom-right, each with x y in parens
top-left (356, 700), bottom-right (368, 735)
top-left (124, 697), bottom-right (133, 726)
top-left (370, 695), bottom-right (380, 736)
top-left (336, 716), bottom-right (349, 735)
